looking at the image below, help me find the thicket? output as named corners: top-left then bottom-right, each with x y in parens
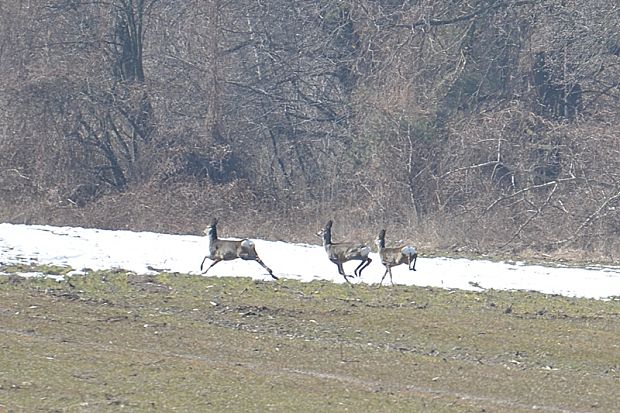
top-left (1, 0), bottom-right (619, 261)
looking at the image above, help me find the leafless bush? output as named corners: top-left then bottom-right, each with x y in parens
top-left (0, 0), bottom-right (618, 262)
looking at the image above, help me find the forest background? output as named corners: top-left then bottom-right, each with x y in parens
top-left (1, 0), bottom-right (618, 262)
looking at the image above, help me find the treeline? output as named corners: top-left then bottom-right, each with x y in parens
top-left (1, 0), bottom-right (619, 260)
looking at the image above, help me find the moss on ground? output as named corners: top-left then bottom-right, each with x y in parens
top-left (0, 268), bottom-right (619, 412)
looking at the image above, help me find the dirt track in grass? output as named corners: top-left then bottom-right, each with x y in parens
top-left (1, 270), bottom-right (619, 412)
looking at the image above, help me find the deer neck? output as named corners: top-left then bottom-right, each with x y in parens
top-left (375, 237), bottom-right (385, 251)
top-left (322, 228), bottom-right (332, 248)
top-left (207, 226), bottom-right (218, 243)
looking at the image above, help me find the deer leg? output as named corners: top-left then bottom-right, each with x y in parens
top-left (335, 262), bottom-right (352, 284)
top-left (355, 257), bottom-right (372, 277)
top-left (334, 261), bottom-right (346, 276)
top-left (200, 256), bottom-right (209, 272)
top-left (202, 258), bottom-right (222, 274)
top-left (409, 256), bottom-right (417, 271)
top-left (255, 258), bottom-right (278, 280)
top-left (388, 266), bottom-right (394, 286)
top-left (379, 267), bottom-right (389, 287)
top-left (354, 260), bottom-right (363, 277)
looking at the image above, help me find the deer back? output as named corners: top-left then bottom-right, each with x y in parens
top-left (328, 242), bottom-right (370, 262)
top-left (208, 238), bottom-right (255, 261)
top-left (377, 245), bottom-right (414, 266)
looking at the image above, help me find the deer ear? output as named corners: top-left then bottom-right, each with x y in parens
top-left (326, 220), bottom-right (333, 227)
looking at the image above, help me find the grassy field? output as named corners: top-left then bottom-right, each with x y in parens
top-left (0, 266), bottom-right (619, 412)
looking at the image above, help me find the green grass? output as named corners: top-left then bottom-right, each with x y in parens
top-left (0, 268), bottom-right (619, 412)
top-left (0, 263), bottom-right (74, 276)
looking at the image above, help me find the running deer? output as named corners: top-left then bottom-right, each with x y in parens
top-left (317, 220), bottom-right (372, 284)
top-left (375, 229), bottom-right (417, 286)
top-left (200, 218), bottom-right (278, 280)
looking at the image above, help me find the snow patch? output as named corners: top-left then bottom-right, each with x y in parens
top-left (1, 223), bottom-right (619, 299)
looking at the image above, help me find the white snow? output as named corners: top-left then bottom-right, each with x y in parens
top-left (1, 223), bottom-right (619, 299)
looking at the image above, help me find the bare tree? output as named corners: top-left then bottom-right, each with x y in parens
top-left (1, 0), bottom-right (618, 257)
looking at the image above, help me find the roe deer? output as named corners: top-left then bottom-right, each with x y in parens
top-left (317, 220), bottom-right (372, 284)
top-left (200, 218), bottom-right (278, 280)
top-left (375, 229), bottom-right (417, 286)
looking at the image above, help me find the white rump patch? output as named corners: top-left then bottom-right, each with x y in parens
top-left (401, 246), bottom-right (417, 256)
top-left (241, 239), bottom-right (255, 249)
